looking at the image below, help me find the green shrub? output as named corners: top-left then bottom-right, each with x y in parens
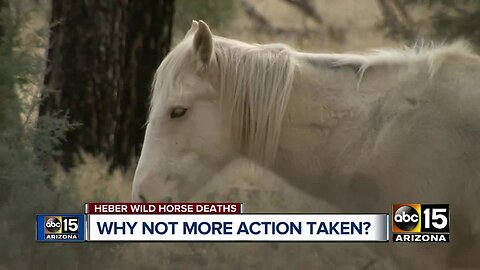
top-left (0, 1), bottom-right (75, 268)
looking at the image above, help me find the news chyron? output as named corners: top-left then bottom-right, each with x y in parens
top-left (392, 204), bottom-right (449, 242)
top-left (36, 214), bottom-right (85, 242)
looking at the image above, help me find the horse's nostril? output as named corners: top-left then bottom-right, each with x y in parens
top-left (139, 194), bottom-right (147, 203)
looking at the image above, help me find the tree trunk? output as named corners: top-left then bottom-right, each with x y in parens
top-left (41, 0), bottom-right (174, 170)
top-left (113, 0), bottom-right (174, 169)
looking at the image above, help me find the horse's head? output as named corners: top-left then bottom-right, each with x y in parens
top-left (132, 21), bottom-right (236, 202)
top-left (132, 20), bottom-right (295, 202)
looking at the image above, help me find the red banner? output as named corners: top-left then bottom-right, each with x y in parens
top-left (86, 203), bottom-right (242, 214)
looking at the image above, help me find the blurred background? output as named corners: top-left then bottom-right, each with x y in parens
top-left (1, 0), bottom-right (479, 269)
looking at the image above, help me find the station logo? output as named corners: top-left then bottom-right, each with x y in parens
top-left (45, 216), bottom-right (62, 234)
top-left (392, 204), bottom-right (449, 242)
top-left (43, 216), bottom-right (80, 240)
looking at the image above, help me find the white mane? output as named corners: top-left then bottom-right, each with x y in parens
top-left (149, 40), bottom-right (196, 120)
top-left (311, 40), bottom-right (472, 80)
top-left (214, 39), bottom-right (296, 166)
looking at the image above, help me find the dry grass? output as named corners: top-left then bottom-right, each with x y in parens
top-left (51, 152), bottom-right (134, 202)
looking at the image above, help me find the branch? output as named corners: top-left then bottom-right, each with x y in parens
top-left (240, 0), bottom-right (322, 37)
top-left (445, 2), bottom-right (469, 15)
top-left (240, 0), bottom-right (279, 33)
top-left (391, 0), bottom-right (414, 27)
top-left (282, 0), bottom-right (323, 25)
top-left (377, 0), bottom-right (415, 40)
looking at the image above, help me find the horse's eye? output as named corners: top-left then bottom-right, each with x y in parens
top-left (170, 106), bottom-right (188, 119)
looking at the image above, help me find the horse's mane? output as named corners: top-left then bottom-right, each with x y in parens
top-left (303, 40), bottom-right (472, 80)
top-left (215, 39), bottom-right (296, 166)
top-left (149, 40), bottom-right (195, 120)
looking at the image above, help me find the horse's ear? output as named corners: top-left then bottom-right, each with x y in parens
top-left (193, 20), bottom-right (213, 65)
top-left (185, 20), bottom-right (198, 38)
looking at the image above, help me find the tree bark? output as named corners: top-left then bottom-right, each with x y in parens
top-left (113, 0), bottom-right (174, 169)
top-left (41, 0), bottom-right (174, 169)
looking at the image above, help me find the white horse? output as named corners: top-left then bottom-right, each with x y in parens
top-left (132, 20), bottom-right (480, 268)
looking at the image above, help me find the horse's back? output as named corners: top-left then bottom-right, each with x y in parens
top-left (322, 48), bottom-right (480, 209)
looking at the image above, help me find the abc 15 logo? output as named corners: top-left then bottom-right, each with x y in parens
top-left (392, 204), bottom-right (449, 233)
top-left (44, 216), bottom-right (79, 234)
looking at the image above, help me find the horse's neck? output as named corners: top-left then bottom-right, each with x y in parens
top-left (273, 52), bottom-right (430, 205)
